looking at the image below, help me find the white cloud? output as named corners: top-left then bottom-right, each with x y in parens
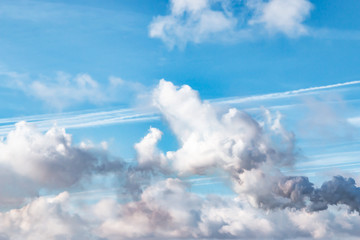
top-left (9, 179), bottom-right (360, 240)
top-left (149, 0), bottom-right (313, 47)
top-left (248, 0), bottom-right (313, 37)
top-left (134, 127), bottom-right (168, 170)
top-left (29, 72), bottom-right (106, 109)
top-left (151, 79), bottom-right (295, 175)
top-left (0, 71), bottom-right (145, 110)
top-left (149, 0), bottom-right (238, 48)
top-left (0, 121), bottom-right (122, 206)
top-left (0, 192), bottom-right (95, 240)
top-left (0, 80), bottom-right (359, 239)
top-left (0, 181), bottom-right (358, 240)
top-left (148, 80), bottom-right (360, 214)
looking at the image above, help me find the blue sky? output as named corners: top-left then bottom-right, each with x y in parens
top-left (0, 0), bottom-right (360, 239)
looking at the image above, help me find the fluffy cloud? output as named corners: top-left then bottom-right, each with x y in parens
top-left (149, 0), bottom-right (313, 47)
top-left (248, 0), bottom-right (313, 36)
top-left (149, 80), bottom-right (360, 214)
top-left (1, 179), bottom-right (356, 240)
top-left (0, 121), bottom-right (122, 207)
top-left (0, 79), bottom-right (359, 239)
top-left (0, 192), bottom-right (95, 240)
top-left (134, 127), bottom-right (168, 170)
top-left (149, 0), bottom-right (238, 48)
top-left (152, 79), bottom-right (295, 174)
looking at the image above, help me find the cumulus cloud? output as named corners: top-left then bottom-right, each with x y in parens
top-left (152, 79), bottom-right (296, 175)
top-left (248, 0), bottom-right (313, 37)
top-left (1, 179), bottom-right (357, 240)
top-left (0, 121), bottom-right (122, 206)
top-left (0, 192), bottom-right (96, 240)
top-left (149, 0), bottom-right (313, 47)
top-left (0, 79), bottom-right (359, 239)
top-left (134, 127), bottom-right (168, 170)
top-left (149, 0), bottom-right (238, 48)
top-left (149, 80), bottom-right (360, 215)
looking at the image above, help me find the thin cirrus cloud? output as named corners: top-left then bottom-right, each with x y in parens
top-left (0, 80), bottom-right (359, 239)
top-left (149, 0), bottom-right (313, 48)
top-left (0, 71), bottom-right (146, 110)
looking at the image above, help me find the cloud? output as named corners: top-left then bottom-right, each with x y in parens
top-left (134, 127), bottom-right (168, 170)
top-left (29, 72), bottom-right (105, 109)
top-left (0, 79), bottom-right (360, 239)
top-left (152, 79), bottom-right (296, 175)
top-left (149, 0), bottom-right (238, 48)
top-left (0, 192), bottom-right (96, 240)
top-left (213, 80), bottom-right (360, 105)
top-left (148, 80), bottom-right (360, 214)
top-left (149, 0), bottom-right (313, 48)
top-left (2, 179), bottom-right (357, 240)
top-left (248, 0), bottom-right (313, 37)
top-left (0, 121), bottom-right (122, 207)
top-left (0, 71), bottom-right (145, 110)
top-left (299, 95), bottom-right (357, 140)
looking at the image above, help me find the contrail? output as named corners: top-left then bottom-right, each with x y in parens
top-left (0, 80), bottom-right (359, 136)
top-left (0, 108), bottom-right (159, 136)
top-left (212, 80), bottom-right (360, 105)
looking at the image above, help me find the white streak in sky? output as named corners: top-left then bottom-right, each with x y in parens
top-left (212, 80), bottom-right (360, 105)
top-left (0, 80), bottom-right (359, 136)
top-left (0, 109), bottom-right (159, 136)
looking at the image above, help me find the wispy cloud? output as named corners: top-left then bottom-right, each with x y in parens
top-left (0, 71), bottom-right (146, 110)
top-left (348, 116), bottom-right (360, 127)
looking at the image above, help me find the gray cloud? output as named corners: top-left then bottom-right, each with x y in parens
top-left (309, 176), bottom-right (360, 213)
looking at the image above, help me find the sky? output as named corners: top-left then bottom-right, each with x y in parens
top-left (0, 0), bottom-right (360, 239)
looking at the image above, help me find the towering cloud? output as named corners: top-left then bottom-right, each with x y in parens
top-left (152, 79), bottom-right (296, 175)
top-left (148, 80), bottom-right (360, 214)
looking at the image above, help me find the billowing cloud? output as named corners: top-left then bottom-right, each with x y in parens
top-left (0, 121), bottom-right (122, 206)
top-left (0, 192), bottom-right (97, 240)
top-left (0, 79), bottom-right (359, 239)
top-left (1, 179), bottom-right (359, 239)
top-left (151, 79), bottom-right (296, 175)
top-left (149, 0), bottom-right (313, 48)
top-left (134, 127), bottom-right (168, 170)
top-left (149, 80), bottom-right (360, 215)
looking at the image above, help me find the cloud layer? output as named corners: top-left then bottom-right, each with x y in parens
top-left (1, 179), bottom-right (360, 240)
top-left (0, 80), bottom-right (359, 239)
